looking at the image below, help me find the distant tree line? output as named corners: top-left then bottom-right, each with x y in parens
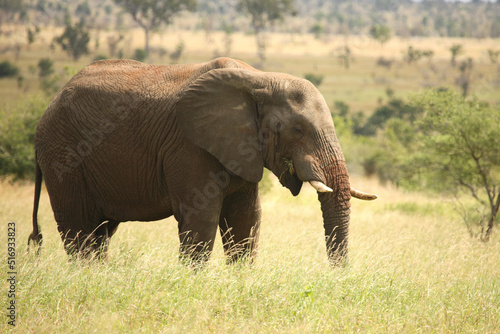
top-left (2, 0), bottom-right (500, 39)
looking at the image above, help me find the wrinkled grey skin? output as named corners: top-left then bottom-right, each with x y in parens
top-left (29, 57), bottom-right (357, 265)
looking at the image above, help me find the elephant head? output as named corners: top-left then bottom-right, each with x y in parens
top-left (176, 68), bottom-right (376, 264)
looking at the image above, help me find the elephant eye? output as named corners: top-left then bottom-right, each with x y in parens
top-left (293, 125), bottom-right (304, 138)
top-left (269, 117), bottom-right (281, 132)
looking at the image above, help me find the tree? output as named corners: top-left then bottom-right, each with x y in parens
top-left (337, 44), bottom-right (353, 69)
top-left (487, 49), bottom-right (499, 64)
top-left (449, 44), bottom-right (463, 66)
top-left (26, 26), bottom-right (40, 49)
top-left (55, 19), bottom-right (90, 61)
top-left (405, 46), bottom-right (422, 64)
top-left (107, 34), bottom-right (124, 57)
top-left (0, 97), bottom-right (48, 180)
top-left (369, 24), bottom-right (391, 47)
top-left (0, 0), bottom-right (24, 26)
top-left (114, 0), bottom-right (196, 59)
top-left (456, 57), bottom-right (473, 97)
top-left (238, 0), bottom-right (295, 63)
top-left (407, 90), bottom-right (500, 241)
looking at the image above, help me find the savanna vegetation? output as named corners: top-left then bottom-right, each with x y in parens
top-left (1, 0), bottom-right (499, 332)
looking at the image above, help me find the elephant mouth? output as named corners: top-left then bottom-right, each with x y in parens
top-left (278, 158), bottom-right (302, 196)
top-left (276, 158), bottom-right (378, 200)
top-left (279, 157), bottom-right (330, 194)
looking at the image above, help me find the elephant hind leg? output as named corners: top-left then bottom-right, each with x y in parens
top-left (60, 220), bottom-right (120, 260)
top-left (91, 220), bottom-right (120, 258)
top-left (219, 184), bottom-right (261, 264)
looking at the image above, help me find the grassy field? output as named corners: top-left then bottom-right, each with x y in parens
top-left (1, 176), bottom-right (499, 333)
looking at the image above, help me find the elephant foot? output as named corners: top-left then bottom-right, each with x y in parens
top-left (178, 241), bottom-right (214, 269)
top-left (222, 239), bottom-right (258, 265)
top-left (63, 236), bottom-right (109, 261)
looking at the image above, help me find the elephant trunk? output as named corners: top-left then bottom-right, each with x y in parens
top-left (317, 158), bottom-right (351, 266)
top-left (284, 130), bottom-right (354, 265)
top-left (294, 151), bottom-right (351, 265)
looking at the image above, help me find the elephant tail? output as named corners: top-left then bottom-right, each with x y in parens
top-left (28, 158), bottom-right (43, 254)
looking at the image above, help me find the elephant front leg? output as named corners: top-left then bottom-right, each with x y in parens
top-left (175, 200), bottom-right (222, 265)
top-left (219, 184), bottom-right (261, 264)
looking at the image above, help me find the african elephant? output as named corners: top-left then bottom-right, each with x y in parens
top-left (29, 57), bottom-right (376, 265)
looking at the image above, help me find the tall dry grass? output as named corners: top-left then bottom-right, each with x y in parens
top-left (1, 177), bottom-right (499, 333)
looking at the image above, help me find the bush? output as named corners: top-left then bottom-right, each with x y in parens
top-left (0, 61), bottom-right (20, 78)
top-left (133, 49), bottom-right (147, 62)
top-left (93, 54), bottom-right (108, 61)
top-left (169, 40), bottom-right (185, 62)
top-left (369, 24), bottom-right (391, 45)
top-left (376, 57), bottom-right (393, 69)
top-left (334, 90), bottom-right (423, 137)
top-left (0, 96), bottom-right (48, 180)
top-left (361, 97), bottom-right (422, 136)
top-left (304, 73), bottom-right (324, 87)
top-left (38, 58), bottom-right (54, 78)
top-left (310, 23), bottom-right (324, 38)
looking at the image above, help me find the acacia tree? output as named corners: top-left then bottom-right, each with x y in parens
top-left (449, 44), bottom-right (463, 67)
top-left (55, 19), bottom-right (90, 61)
top-left (369, 24), bottom-right (391, 47)
top-left (114, 0), bottom-right (196, 58)
top-left (238, 0), bottom-right (295, 63)
top-left (407, 90), bottom-right (500, 241)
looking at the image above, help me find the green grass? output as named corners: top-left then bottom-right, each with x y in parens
top-left (1, 179), bottom-right (499, 333)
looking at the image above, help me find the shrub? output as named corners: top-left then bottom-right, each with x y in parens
top-left (0, 61), bottom-right (20, 78)
top-left (304, 73), bottom-right (324, 87)
top-left (376, 57), bottom-right (393, 69)
top-left (335, 90), bottom-right (423, 137)
top-left (133, 49), bottom-right (147, 62)
top-left (369, 24), bottom-right (391, 45)
top-left (310, 23), bottom-right (324, 38)
top-left (169, 40), bottom-right (185, 63)
top-left (0, 97), bottom-right (48, 180)
top-left (37, 58), bottom-right (54, 78)
top-left (93, 54), bottom-right (108, 61)
top-left (404, 46), bottom-right (434, 64)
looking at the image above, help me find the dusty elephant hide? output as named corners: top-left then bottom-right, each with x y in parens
top-left (29, 57), bottom-right (376, 265)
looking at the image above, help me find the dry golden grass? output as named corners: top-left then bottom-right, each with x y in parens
top-left (1, 175), bottom-right (499, 332)
top-left (115, 28), bottom-right (499, 61)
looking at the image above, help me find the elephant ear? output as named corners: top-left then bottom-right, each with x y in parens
top-left (176, 68), bottom-right (268, 183)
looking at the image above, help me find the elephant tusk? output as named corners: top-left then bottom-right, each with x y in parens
top-left (350, 188), bottom-right (378, 200)
top-left (309, 181), bottom-right (333, 193)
